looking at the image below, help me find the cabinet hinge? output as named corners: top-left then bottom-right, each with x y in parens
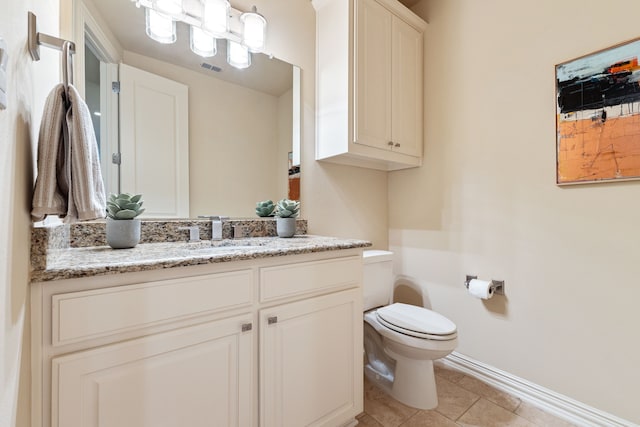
top-left (111, 152), bottom-right (121, 165)
top-left (267, 316), bottom-right (278, 325)
top-left (112, 81), bottom-right (120, 94)
top-left (241, 323), bottom-right (252, 332)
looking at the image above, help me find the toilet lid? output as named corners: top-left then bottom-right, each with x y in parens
top-left (376, 303), bottom-right (457, 338)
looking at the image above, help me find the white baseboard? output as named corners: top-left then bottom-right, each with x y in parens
top-left (442, 352), bottom-right (637, 427)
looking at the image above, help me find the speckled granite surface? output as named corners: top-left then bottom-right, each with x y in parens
top-left (31, 235), bottom-right (371, 282)
top-left (30, 218), bottom-right (308, 273)
top-left (68, 218), bottom-right (308, 247)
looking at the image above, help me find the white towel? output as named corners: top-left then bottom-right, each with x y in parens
top-left (31, 84), bottom-right (106, 222)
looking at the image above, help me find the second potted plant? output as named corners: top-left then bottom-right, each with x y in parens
top-left (275, 199), bottom-right (300, 238)
top-left (106, 193), bottom-right (145, 249)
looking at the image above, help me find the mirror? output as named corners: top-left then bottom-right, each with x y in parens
top-left (78, 0), bottom-right (300, 218)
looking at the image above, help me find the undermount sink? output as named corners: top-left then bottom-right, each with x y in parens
top-left (182, 240), bottom-right (268, 251)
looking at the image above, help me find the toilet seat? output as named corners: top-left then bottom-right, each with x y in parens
top-left (376, 303), bottom-right (457, 341)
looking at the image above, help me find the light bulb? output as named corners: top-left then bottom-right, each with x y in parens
top-left (145, 8), bottom-right (176, 44)
top-left (190, 26), bottom-right (217, 58)
top-left (227, 39), bottom-right (251, 69)
top-left (202, 0), bottom-right (230, 38)
top-left (240, 7), bottom-right (266, 52)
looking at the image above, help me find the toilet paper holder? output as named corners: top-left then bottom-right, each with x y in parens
top-left (464, 275), bottom-right (505, 295)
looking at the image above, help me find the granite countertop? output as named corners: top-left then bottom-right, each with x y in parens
top-left (32, 235), bottom-right (372, 282)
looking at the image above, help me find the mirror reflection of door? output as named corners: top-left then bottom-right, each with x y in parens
top-left (119, 64), bottom-right (190, 218)
top-left (83, 34), bottom-right (119, 196)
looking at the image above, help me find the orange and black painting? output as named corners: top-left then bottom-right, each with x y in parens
top-left (556, 38), bottom-right (640, 184)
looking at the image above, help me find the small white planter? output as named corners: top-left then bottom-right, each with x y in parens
top-left (106, 218), bottom-right (141, 249)
top-left (276, 217), bottom-right (296, 238)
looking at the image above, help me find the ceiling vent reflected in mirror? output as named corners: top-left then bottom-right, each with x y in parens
top-left (200, 62), bottom-right (222, 72)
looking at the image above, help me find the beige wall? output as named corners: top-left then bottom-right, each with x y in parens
top-left (389, 0), bottom-right (640, 423)
top-left (123, 50), bottom-right (284, 217)
top-left (277, 88), bottom-right (293, 200)
top-left (0, 1), bottom-right (60, 426)
top-left (243, 0), bottom-right (389, 247)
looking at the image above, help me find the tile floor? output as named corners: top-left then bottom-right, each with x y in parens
top-left (356, 361), bottom-right (576, 427)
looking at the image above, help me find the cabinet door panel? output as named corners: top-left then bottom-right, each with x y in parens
top-left (392, 16), bottom-right (423, 157)
top-left (52, 315), bottom-right (254, 427)
top-left (261, 289), bottom-right (363, 427)
top-left (53, 270), bottom-right (253, 346)
top-left (260, 256), bottom-right (361, 302)
top-left (355, 0), bottom-right (392, 149)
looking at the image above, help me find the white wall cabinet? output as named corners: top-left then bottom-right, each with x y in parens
top-left (32, 250), bottom-right (364, 427)
top-left (315, 0), bottom-right (426, 171)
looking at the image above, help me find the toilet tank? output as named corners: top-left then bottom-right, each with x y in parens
top-left (363, 250), bottom-right (394, 311)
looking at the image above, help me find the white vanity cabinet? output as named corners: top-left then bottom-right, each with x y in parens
top-left (259, 258), bottom-right (363, 427)
top-left (31, 249), bottom-right (364, 427)
top-left (314, 0), bottom-right (426, 171)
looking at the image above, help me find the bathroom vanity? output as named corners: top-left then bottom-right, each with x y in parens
top-left (30, 223), bottom-right (370, 427)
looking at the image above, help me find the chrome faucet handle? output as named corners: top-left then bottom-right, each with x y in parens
top-left (197, 215), bottom-right (228, 241)
top-left (177, 226), bottom-right (200, 242)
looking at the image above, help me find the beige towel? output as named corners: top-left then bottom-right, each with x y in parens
top-left (65, 85), bottom-right (106, 221)
top-left (31, 84), bottom-right (68, 221)
top-left (31, 84), bottom-right (106, 222)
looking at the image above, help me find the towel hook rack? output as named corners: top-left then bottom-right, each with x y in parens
top-left (27, 11), bottom-right (75, 86)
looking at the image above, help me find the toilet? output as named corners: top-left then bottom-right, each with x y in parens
top-left (363, 250), bottom-right (458, 410)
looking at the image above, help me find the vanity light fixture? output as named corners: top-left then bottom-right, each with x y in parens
top-left (152, 0), bottom-right (185, 19)
top-left (190, 26), bottom-right (217, 57)
top-left (227, 39), bottom-right (250, 69)
top-left (145, 7), bottom-right (177, 44)
top-left (240, 6), bottom-right (266, 52)
top-left (133, 0), bottom-right (265, 69)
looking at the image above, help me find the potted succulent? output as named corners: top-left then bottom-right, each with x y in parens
top-left (255, 200), bottom-right (276, 217)
top-left (275, 199), bottom-right (299, 238)
top-left (105, 193), bottom-right (145, 249)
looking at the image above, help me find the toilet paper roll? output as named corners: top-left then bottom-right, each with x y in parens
top-left (468, 279), bottom-right (494, 299)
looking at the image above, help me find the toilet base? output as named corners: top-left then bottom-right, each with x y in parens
top-left (388, 356), bottom-right (437, 410)
top-left (364, 351), bottom-right (439, 410)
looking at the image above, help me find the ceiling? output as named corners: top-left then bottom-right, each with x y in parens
top-left (86, 0), bottom-right (293, 96)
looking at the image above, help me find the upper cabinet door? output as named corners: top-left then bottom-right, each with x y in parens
top-left (355, 0), bottom-right (393, 151)
top-left (119, 64), bottom-right (189, 218)
top-left (314, 0), bottom-right (426, 171)
top-left (391, 16), bottom-right (424, 157)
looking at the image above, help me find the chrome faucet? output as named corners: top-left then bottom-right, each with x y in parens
top-left (177, 226), bottom-right (201, 242)
top-left (198, 215), bottom-right (227, 241)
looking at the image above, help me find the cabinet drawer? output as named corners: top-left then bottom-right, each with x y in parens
top-left (260, 256), bottom-right (361, 302)
top-left (52, 270), bottom-right (253, 347)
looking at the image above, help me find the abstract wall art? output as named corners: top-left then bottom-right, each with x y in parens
top-left (556, 38), bottom-right (640, 184)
